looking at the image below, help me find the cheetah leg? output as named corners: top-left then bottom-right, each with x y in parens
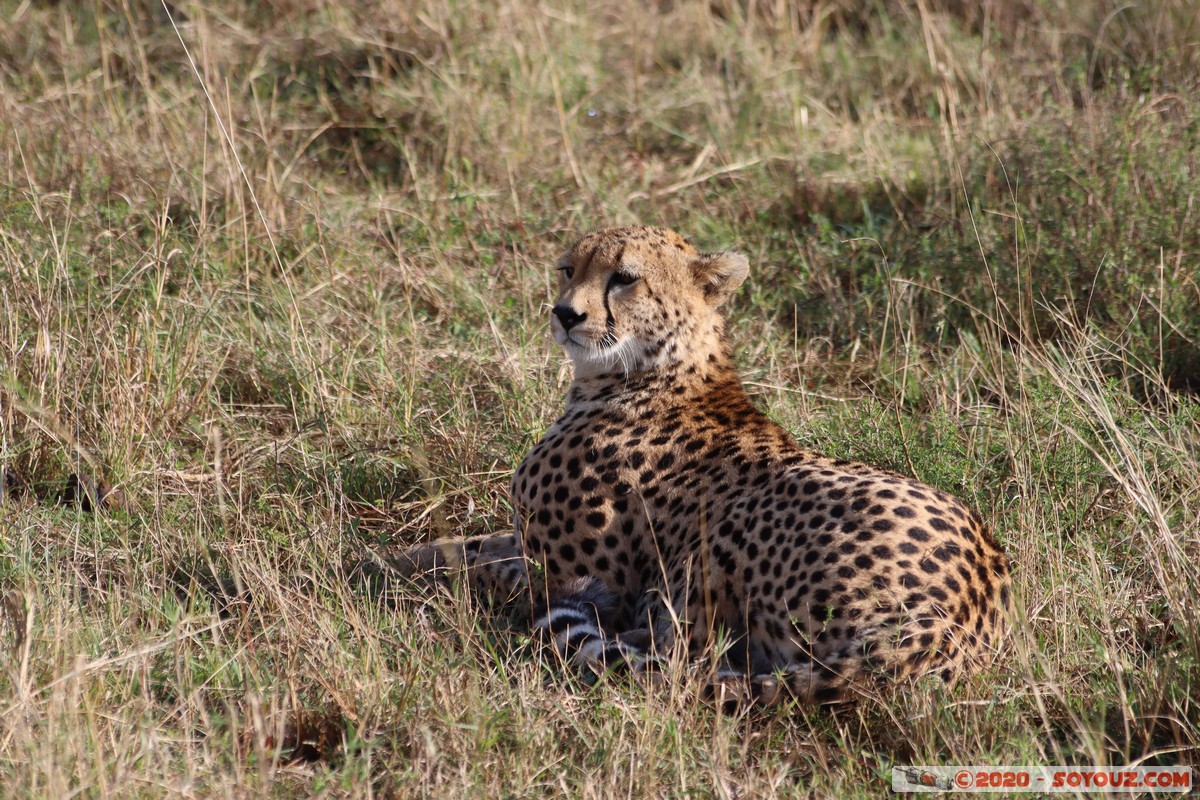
top-left (362, 533), bottom-right (529, 610)
top-left (704, 663), bottom-right (853, 709)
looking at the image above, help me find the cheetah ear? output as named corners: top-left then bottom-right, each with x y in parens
top-left (691, 251), bottom-right (749, 306)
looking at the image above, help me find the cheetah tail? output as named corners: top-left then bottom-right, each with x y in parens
top-left (533, 577), bottom-right (645, 674)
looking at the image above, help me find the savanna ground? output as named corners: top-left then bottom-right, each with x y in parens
top-left (2, 0), bottom-right (1199, 796)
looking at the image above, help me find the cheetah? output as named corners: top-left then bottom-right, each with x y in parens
top-left (391, 226), bottom-right (1011, 704)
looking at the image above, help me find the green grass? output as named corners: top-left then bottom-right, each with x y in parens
top-left (2, 0), bottom-right (1199, 795)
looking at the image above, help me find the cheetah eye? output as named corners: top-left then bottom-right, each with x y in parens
top-left (610, 271), bottom-right (639, 287)
top-left (558, 265), bottom-right (575, 280)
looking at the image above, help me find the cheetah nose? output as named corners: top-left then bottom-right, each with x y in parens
top-left (553, 304), bottom-right (586, 331)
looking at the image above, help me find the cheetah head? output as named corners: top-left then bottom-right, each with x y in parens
top-left (551, 226), bottom-right (748, 378)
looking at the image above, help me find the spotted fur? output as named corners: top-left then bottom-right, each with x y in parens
top-left (393, 226), bottom-right (1012, 704)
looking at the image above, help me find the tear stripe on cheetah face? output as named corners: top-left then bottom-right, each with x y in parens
top-left (551, 226), bottom-right (748, 380)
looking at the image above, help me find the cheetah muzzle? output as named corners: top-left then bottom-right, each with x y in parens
top-left (390, 225), bottom-right (1012, 705)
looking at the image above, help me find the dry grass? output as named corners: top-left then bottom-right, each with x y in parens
top-left (2, 0), bottom-right (1199, 796)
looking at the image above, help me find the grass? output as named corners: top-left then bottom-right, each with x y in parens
top-left (2, 0), bottom-right (1199, 795)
